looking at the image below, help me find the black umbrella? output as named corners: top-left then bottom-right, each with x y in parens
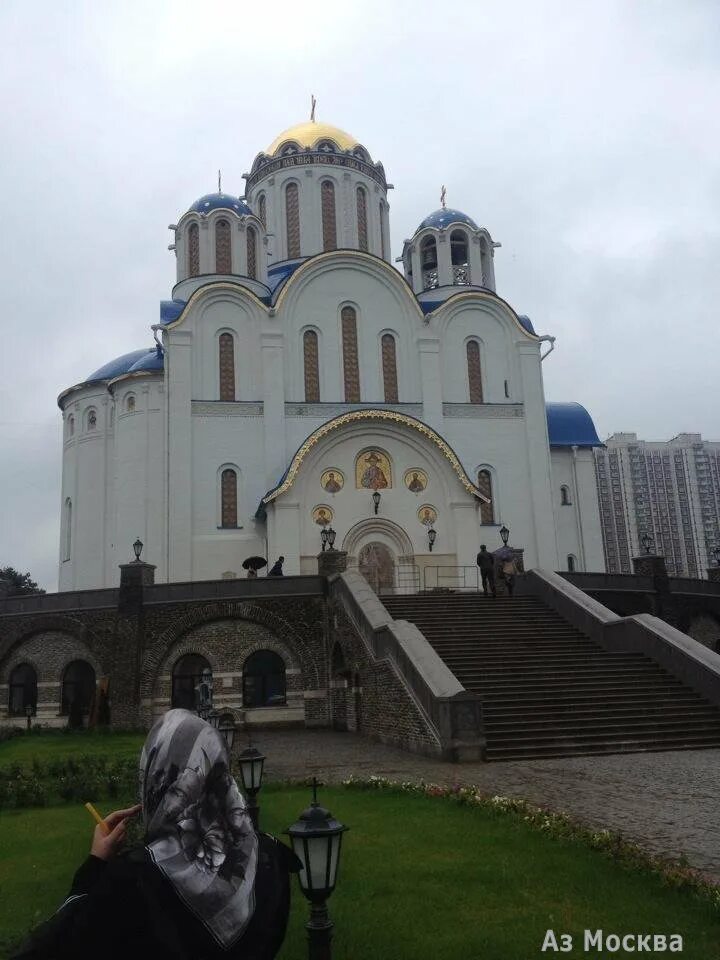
top-left (242, 556), bottom-right (268, 571)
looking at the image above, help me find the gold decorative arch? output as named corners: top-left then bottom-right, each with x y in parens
top-left (261, 409), bottom-right (489, 505)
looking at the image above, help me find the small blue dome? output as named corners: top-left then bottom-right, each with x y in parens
top-left (546, 402), bottom-right (602, 447)
top-left (87, 349), bottom-right (156, 382)
top-left (417, 208), bottom-right (478, 232)
top-left (188, 193), bottom-right (253, 216)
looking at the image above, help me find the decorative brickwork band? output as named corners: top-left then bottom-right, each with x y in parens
top-left (381, 333), bottom-right (398, 403)
top-left (467, 340), bottom-right (483, 403)
top-left (303, 330), bottom-right (320, 403)
top-left (221, 469), bottom-right (238, 528)
top-left (341, 306), bottom-right (361, 402)
top-left (218, 333), bottom-right (235, 402)
top-left (321, 180), bottom-right (337, 252)
top-left (187, 222), bottom-right (200, 277)
top-left (356, 185), bottom-right (368, 251)
top-left (215, 218), bottom-right (231, 274)
top-left (247, 225), bottom-right (257, 280)
top-left (285, 182), bottom-right (300, 259)
top-left (478, 469), bottom-right (494, 524)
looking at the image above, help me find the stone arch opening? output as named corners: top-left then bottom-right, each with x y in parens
top-left (172, 652), bottom-right (211, 710)
top-left (242, 650), bottom-right (287, 708)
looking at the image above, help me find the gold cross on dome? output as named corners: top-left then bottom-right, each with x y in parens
top-left (440, 184), bottom-right (447, 209)
top-left (218, 169), bottom-right (222, 193)
top-left (310, 94), bottom-right (317, 122)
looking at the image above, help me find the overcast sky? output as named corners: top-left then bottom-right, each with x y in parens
top-left (1, 0), bottom-right (718, 590)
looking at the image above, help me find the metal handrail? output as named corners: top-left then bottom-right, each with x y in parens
top-left (423, 565), bottom-right (480, 592)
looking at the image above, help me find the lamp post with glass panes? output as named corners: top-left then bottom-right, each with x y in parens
top-left (238, 741), bottom-right (265, 830)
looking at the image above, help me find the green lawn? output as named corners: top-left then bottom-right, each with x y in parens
top-left (1, 785), bottom-right (719, 960)
top-left (0, 731), bottom-right (145, 767)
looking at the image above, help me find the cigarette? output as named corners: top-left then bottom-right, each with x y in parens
top-left (84, 801), bottom-right (109, 835)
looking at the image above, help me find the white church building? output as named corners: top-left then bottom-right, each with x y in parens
top-left (57, 117), bottom-right (605, 590)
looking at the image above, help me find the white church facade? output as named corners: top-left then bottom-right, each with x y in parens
top-left (57, 118), bottom-right (605, 590)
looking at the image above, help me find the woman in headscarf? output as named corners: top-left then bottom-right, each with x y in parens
top-left (14, 709), bottom-right (298, 960)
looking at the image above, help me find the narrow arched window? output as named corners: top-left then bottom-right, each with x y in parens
top-left (285, 182), bottom-right (300, 258)
top-left (247, 225), bottom-right (257, 279)
top-left (68, 415), bottom-right (74, 437)
top-left (420, 236), bottom-right (438, 289)
top-left (356, 185), bottom-right (368, 251)
top-left (126, 394), bottom-right (135, 412)
top-left (243, 650), bottom-right (286, 707)
top-left (567, 554), bottom-right (577, 572)
top-left (467, 341), bottom-right (483, 403)
top-left (341, 306), bottom-right (360, 402)
top-left (215, 218), bottom-right (231, 273)
top-left (303, 330), bottom-right (320, 402)
top-left (218, 333), bottom-right (235, 401)
top-left (478, 470), bottom-right (494, 525)
top-left (450, 230), bottom-right (470, 285)
top-left (561, 485), bottom-right (572, 506)
top-left (187, 222), bottom-right (200, 277)
top-left (61, 660), bottom-right (95, 717)
top-left (63, 498), bottom-right (72, 561)
top-left (379, 202), bottom-right (386, 259)
top-left (321, 180), bottom-right (337, 251)
top-left (381, 334), bottom-right (398, 403)
top-left (86, 409), bottom-right (97, 431)
top-left (221, 468), bottom-right (238, 528)
top-left (258, 194), bottom-right (266, 228)
top-left (172, 654), bottom-right (210, 710)
top-left (9, 663), bottom-right (37, 717)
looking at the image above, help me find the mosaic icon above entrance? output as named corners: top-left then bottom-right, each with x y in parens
top-left (356, 449), bottom-right (392, 489)
top-left (320, 469), bottom-right (344, 494)
top-left (404, 469), bottom-right (428, 494)
top-left (417, 504), bottom-right (437, 526)
top-left (312, 504), bottom-right (334, 526)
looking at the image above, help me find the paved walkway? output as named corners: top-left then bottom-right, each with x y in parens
top-left (254, 730), bottom-right (720, 881)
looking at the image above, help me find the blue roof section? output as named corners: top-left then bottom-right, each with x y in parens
top-left (517, 314), bottom-right (536, 335)
top-left (267, 259), bottom-right (304, 297)
top-left (418, 208), bottom-right (478, 232)
top-left (128, 347), bottom-right (164, 374)
top-left (546, 402), bottom-right (602, 447)
top-left (160, 299), bottom-right (186, 325)
top-left (86, 349), bottom-right (156, 382)
top-left (188, 193), bottom-right (253, 216)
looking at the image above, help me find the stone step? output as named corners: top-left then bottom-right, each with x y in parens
top-left (484, 714), bottom-right (720, 733)
top-left (485, 737), bottom-right (720, 761)
top-left (484, 702), bottom-right (716, 721)
top-left (486, 724), bottom-right (720, 748)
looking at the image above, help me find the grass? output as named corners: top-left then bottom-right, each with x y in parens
top-left (1, 785), bottom-right (719, 960)
top-left (0, 730), bottom-right (145, 767)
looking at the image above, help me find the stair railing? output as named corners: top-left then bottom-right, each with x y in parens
top-left (423, 565), bottom-right (480, 592)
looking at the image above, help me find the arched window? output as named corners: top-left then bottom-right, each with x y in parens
top-left (561, 485), bottom-right (572, 506)
top-left (341, 306), bottom-right (360, 402)
top-left (215, 218), bottom-right (231, 273)
top-left (356, 185), bottom-right (368, 251)
top-left (218, 333), bottom-right (235, 401)
top-left (379, 202), bottom-right (386, 260)
top-left (381, 333), bottom-right (398, 403)
top-left (86, 409), bottom-right (97, 431)
top-left (258, 194), bottom-right (266, 228)
top-left (61, 660), bottom-right (95, 716)
top-left (68, 415), bottom-right (74, 437)
top-left (242, 650), bottom-right (286, 708)
top-left (126, 394), bottom-right (135, 413)
top-left (9, 663), bottom-right (37, 716)
top-left (420, 236), bottom-right (438, 289)
top-left (172, 653), bottom-right (210, 710)
top-left (450, 230), bottom-right (470, 285)
top-left (247, 225), bottom-right (257, 279)
top-left (63, 498), bottom-right (72, 561)
top-left (467, 341), bottom-right (483, 403)
top-left (478, 469), bottom-right (494, 525)
top-left (321, 180), bottom-right (337, 252)
top-left (285, 182), bottom-right (300, 258)
top-left (567, 554), bottom-right (577, 572)
top-left (221, 468), bottom-right (238, 528)
top-left (187, 222), bottom-right (200, 277)
top-left (303, 330), bottom-right (320, 402)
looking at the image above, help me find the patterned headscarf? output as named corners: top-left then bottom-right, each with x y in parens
top-left (139, 709), bottom-right (258, 948)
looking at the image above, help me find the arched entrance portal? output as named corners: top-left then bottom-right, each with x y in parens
top-left (358, 542), bottom-right (395, 594)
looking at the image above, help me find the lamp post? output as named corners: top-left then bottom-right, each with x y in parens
top-left (238, 741), bottom-right (265, 830)
top-left (372, 490), bottom-right (381, 515)
top-left (219, 716), bottom-right (237, 753)
top-left (712, 546), bottom-right (720, 567)
top-left (428, 527), bottom-right (437, 552)
top-left (327, 527), bottom-right (337, 551)
top-left (25, 703), bottom-right (33, 732)
top-left (208, 708), bottom-right (221, 731)
top-left (286, 779), bottom-right (348, 960)
top-left (132, 538), bottom-right (144, 562)
top-left (640, 532), bottom-right (653, 555)
top-left (321, 527), bottom-right (329, 552)
top-left (499, 525), bottom-right (510, 546)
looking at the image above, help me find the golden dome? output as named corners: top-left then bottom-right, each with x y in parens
top-left (266, 120), bottom-right (359, 155)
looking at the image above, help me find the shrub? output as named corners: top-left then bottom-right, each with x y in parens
top-left (0, 725), bottom-right (24, 743)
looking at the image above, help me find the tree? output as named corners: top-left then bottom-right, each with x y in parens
top-left (0, 567), bottom-right (45, 597)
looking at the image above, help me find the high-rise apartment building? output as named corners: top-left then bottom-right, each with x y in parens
top-left (594, 433), bottom-right (720, 578)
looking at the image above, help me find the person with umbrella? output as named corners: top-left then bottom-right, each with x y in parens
top-left (242, 556), bottom-right (267, 579)
top-left (494, 545), bottom-right (518, 596)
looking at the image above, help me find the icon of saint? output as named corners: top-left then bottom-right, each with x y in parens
top-left (360, 452), bottom-right (389, 490)
top-left (314, 508), bottom-right (331, 525)
top-left (408, 471), bottom-right (425, 493)
top-left (323, 471), bottom-right (342, 493)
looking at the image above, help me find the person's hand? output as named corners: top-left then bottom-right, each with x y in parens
top-left (90, 804), bottom-right (142, 861)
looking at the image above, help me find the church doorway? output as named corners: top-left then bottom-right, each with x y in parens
top-left (358, 541), bottom-right (395, 594)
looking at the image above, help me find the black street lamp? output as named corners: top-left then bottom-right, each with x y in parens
top-left (219, 715), bottom-right (237, 753)
top-left (321, 527), bottom-right (329, 552)
top-left (428, 527), bottom-right (437, 552)
top-left (372, 490), bottom-right (381, 515)
top-left (238, 742), bottom-right (265, 830)
top-left (132, 538), bottom-right (144, 562)
top-left (327, 527), bottom-right (337, 551)
top-left (286, 779), bottom-right (348, 960)
top-left (208, 708), bottom-right (221, 731)
top-left (499, 525), bottom-right (510, 546)
top-left (640, 532), bottom-right (653, 555)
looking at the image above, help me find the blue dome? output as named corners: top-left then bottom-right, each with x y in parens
top-left (546, 402), bottom-right (602, 447)
top-left (417, 208), bottom-right (478, 232)
top-left (128, 348), bottom-right (164, 374)
top-left (87, 349), bottom-right (157, 382)
top-left (188, 193), bottom-right (253, 216)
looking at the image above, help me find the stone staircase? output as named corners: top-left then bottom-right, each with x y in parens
top-left (382, 593), bottom-right (720, 761)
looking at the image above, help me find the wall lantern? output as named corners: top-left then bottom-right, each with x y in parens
top-left (132, 538), bottom-right (144, 562)
top-left (372, 491), bottom-right (381, 515)
top-left (238, 742), bottom-right (266, 830)
top-left (428, 527), bottom-right (437, 552)
top-left (219, 716), bottom-right (237, 753)
top-left (499, 525), bottom-right (510, 546)
top-left (327, 527), bottom-right (337, 551)
top-left (321, 527), bottom-right (329, 552)
top-left (640, 532), bottom-right (653, 555)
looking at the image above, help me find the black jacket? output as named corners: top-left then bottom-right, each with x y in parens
top-left (13, 834), bottom-right (299, 960)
